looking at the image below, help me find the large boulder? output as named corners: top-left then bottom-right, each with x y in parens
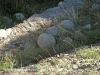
top-left (37, 33), bottom-right (56, 48)
top-left (46, 26), bottom-right (60, 37)
top-left (61, 20), bottom-right (75, 30)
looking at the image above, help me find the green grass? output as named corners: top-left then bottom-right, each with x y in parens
top-left (77, 47), bottom-right (100, 59)
top-left (0, 52), bottom-right (17, 70)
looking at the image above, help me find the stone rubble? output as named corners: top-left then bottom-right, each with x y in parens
top-left (0, 0), bottom-right (99, 74)
top-left (0, 0), bottom-right (85, 51)
top-left (0, 0), bottom-right (99, 51)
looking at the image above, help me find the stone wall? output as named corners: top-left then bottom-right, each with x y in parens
top-left (0, 0), bottom-right (88, 52)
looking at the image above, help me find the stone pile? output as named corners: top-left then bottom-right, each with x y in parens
top-left (0, 0), bottom-right (99, 51)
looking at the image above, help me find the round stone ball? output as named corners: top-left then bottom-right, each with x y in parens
top-left (61, 20), bottom-right (75, 30)
top-left (37, 33), bottom-right (56, 48)
top-left (46, 26), bottom-right (60, 37)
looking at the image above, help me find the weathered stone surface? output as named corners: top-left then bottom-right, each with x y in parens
top-left (6, 28), bottom-right (12, 35)
top-left (61, 20), bottom-right (75, 30)
top-left (46, 26), bottom-right (60, 37)
top-left (0, 29), bottom-right (7, 38)
top-left (41, 7), bottom-right (67, 24)
top-left (14, 13), bottom-right (25, 20)
top-left (37, 33), bottom-right (56, 48)
top-left (27, 0), bottom-right (85, 28)
top-left (85, 24), bottom-right (91, 29)
top-left (27, 14), bottom-right (51, 31)
top-left (96, 0), bottom-right (100, 4)
top-left (64, 37), bottom-right (73, 43)
top-left (63, 0), bottom-right (84, 10)
top-left (92, 3), bottom-right (100, 10)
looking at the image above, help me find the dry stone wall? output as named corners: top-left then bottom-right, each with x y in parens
top-left (0, 0), bottom-right (97, 52)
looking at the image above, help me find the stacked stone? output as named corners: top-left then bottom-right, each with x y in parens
top-left (0, 0), bottom-right (85, 51)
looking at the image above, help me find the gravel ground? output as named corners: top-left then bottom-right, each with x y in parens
top-left (0, 43), bottom-right (100, 75)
